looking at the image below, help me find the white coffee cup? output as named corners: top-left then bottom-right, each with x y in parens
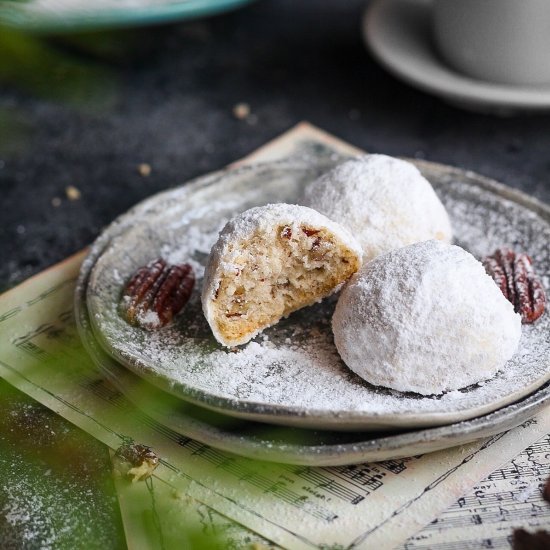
top-left (433, 0), bottom-right (550, 86)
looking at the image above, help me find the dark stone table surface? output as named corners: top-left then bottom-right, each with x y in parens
top-left (2, 0), bottom-right (550, 291)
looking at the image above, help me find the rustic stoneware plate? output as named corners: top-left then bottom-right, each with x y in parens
top-left (79, 154), bottom-right (550, 431)
top-left (364, 0), bottom-right (550, 114)
top-left (75, 277), bottom-right (550, 465)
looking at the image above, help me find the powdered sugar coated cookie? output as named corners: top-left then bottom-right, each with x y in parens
top-left (333, 240), bottom-right (521, 395)
top-left (304, 155), bottom-right (452, 260)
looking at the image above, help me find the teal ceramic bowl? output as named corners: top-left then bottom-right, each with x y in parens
top-left (0, 0), bottom-right (256, 33)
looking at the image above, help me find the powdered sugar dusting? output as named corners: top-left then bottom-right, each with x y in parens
top-left (162, 220), bottom-right (230, 280)
top-left (0, 394), bottom-right (122, 548)
top-left (86, 158), bottom-right (550, 423)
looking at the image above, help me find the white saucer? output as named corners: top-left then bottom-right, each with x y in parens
top-left (363, 0), bottom-right (550, 114)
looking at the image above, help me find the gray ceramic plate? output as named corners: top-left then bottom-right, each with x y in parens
top-left (75, 275), bottom-right (550, 465)
top-left (364, 0), bottom-right (550, 114)
top-left (81, 155), bottom-right (550, 431)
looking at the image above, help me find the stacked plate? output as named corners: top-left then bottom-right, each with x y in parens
top-left (75, 154), bottom-right (550, 466)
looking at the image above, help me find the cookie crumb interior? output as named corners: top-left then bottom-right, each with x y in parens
top-left (212, 224), bottom-right (360, 344)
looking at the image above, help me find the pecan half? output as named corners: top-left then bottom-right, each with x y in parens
top-left (120, 258), bottom-right (195, 330)
top-left (483, 248), bottom-right (546, 324)
top-left (114, 443), bottom-right (159, 482)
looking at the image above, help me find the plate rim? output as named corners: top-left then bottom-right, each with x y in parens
top-left (75, 275), bottom-right (550, 465)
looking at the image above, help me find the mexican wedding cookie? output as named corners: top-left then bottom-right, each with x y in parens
top-left (304, 155), bottom-right (452, 261)
top-left (203, 203), bottom-right (362, 347)
top-left (333, 240), bottom-right (522, 395)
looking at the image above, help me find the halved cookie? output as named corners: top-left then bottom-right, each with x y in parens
top-left (202, 203), bottom-right (362, 347)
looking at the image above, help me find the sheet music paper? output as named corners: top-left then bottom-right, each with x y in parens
top-left (402, 429), bottom-right (550, 549)
top-left (1, 124), bottom-right (549, 549)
